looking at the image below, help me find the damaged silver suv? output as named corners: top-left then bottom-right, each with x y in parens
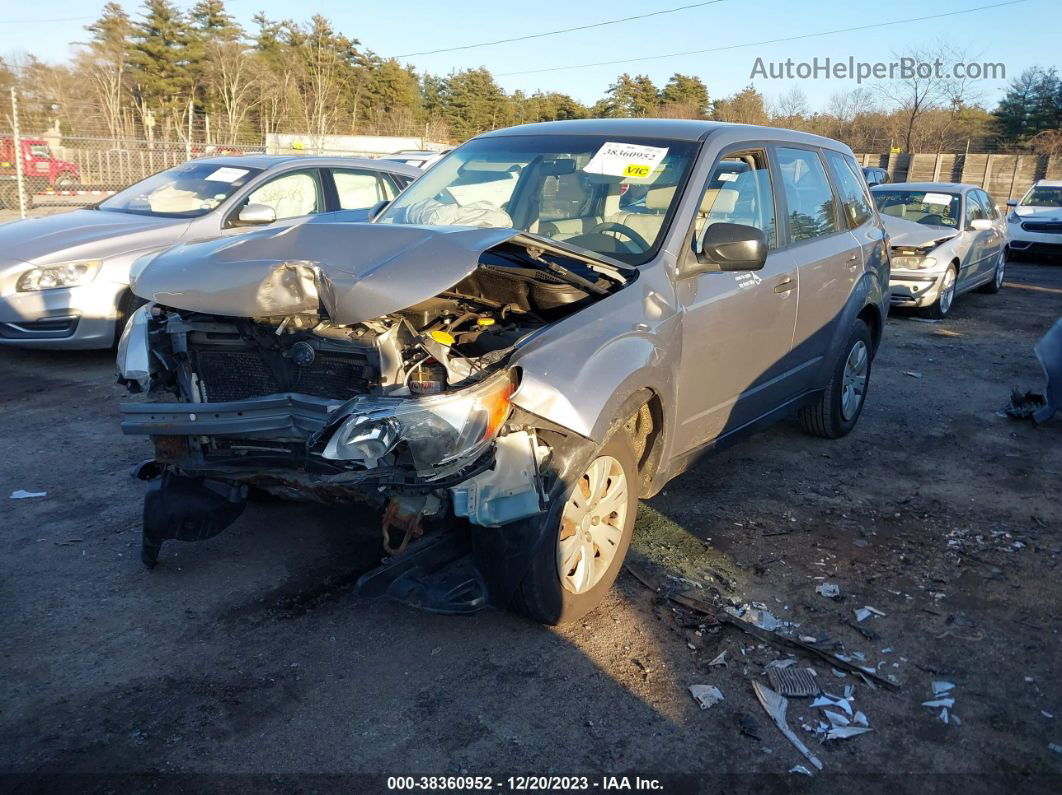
top-left (117, 119), bottom-right (889, 624)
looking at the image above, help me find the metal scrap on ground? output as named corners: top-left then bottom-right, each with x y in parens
top-left (752, 680), bottom-right (824, 771)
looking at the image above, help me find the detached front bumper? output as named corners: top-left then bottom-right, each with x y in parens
top-left (0, 281), bottom-right (126, 348)
top-left (889, 269), bottom-right (947, 308)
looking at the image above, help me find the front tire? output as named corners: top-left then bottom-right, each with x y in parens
top-left (515, 431), bottom-right (638, 625)
top-left (924, 263), bottom-right (957, 319)
top-left (799, 319), bottom-right (872, 439)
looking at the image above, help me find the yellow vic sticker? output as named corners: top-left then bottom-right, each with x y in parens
top-left (623, 163), bottom-right (651, 178)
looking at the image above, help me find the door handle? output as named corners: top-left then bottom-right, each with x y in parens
top-left (846, 254), bottom-right (860, 269)
top-left (774, 277), bottom-right (794, 294)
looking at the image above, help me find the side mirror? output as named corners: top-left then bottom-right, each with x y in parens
top-left (689, 222), bottom-right (768, 274)
top-left (1006, 199), bottom-right (1018, 207)
top-left (969, 218), bottom-right (993, 232)
top-left (233, 202), bottom-right (276, 226)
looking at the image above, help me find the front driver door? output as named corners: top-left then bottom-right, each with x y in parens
top-left (674, 147), bottom-right (798, 451)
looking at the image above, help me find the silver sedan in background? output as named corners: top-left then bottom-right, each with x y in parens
top-left (0, 156), bottom-right (420, 349)
top-left (871, 182), bottom-right (1007, 318)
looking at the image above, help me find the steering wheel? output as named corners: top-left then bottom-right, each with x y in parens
top-left (587, 221), bottom-right (652, 252)
top-left (919, 214), bottom-right (944, 226)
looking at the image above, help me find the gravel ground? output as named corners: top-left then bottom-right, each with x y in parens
top-left (1, 258), bottom-right (1060, 791)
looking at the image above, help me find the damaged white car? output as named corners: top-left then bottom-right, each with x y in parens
top-left (118, 120), bottom-right (890, 624)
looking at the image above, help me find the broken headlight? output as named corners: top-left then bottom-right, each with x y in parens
top-left (322, 370), bottom-right (514, 473)
top-left (17, 259), bottom-right (102, 291)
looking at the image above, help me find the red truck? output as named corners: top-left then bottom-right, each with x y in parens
top-left (0, 137), bottom-right (80, 207)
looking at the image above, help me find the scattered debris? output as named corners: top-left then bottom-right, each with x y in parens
top-left (815, 582), bottom-right (841, 599)
top-left (789, 765), bottom-right (813, 776)
top-left (1042, 711), bottom-right (1054, 719)
top-left (766, 658), bottom-right (797, 670)
top-left (10, 489), bottom-right (46, 499)
top-left (624, 561), bottom-right (899, 689)
top-left (725, 602), bottom-right (797, 632)
top-left (737, 712), bottom-right (762, 740)
top-left (751, 681), bottom-right (823, 772)
top-left (853, 606), bottom-right (886, 622)
top-left (903, 371), bottom-right (924, 379)
top-left (812, 694), bottom-right (853, 717)
top-left (922, 698), bottom-right (955, 708)
top-left (1050, 743), bottom-right (1062, 755)
top-left (689, 684), bottom-right (724, 710)
top-left (826, 725), bottom-right (873, 740)
top-left (932, 681), bottom-right (955, 696)
top-left (767, 666), bottom-right (821, 697)
top-left (1002, 389), bottom-right (1048, 419)
top-left (707, 650), bottom-right (728, 668)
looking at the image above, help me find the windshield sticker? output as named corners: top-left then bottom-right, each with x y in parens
top-left (583, 142), bottom-right (669, 179)
top-left (922, 192), bottom-right (953, 206)
top-left (205, 167), bottom-right (250, 183)
top-left (716, 172), bottom-right (739, 182)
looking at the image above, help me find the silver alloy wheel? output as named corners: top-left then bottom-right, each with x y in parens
top-left (994, 254), bottom-right (1005, 288)
top-left (939, 266), bottom-right (956, 315)
top-left (557, 455), bottom-right (629, 595)
top-left (840, 340), bottom-right (869, 421)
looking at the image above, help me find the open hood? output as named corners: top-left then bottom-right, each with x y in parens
top-left (131, 219), bottom-right (622, 325)
top-left (881, 215), bottom-right (959, 248)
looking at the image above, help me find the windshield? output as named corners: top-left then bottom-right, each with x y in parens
top-left (872, 189), bottom-right (961, 228)
top-left (376, 134), bottom-right (699, 264)
top-left (98, 162), bottom-right (262, 218)
top-left (1021, 186), bottom-right (1062, 207)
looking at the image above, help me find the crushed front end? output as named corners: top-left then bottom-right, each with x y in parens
top-left (117, 227), bottom-right (628, 613)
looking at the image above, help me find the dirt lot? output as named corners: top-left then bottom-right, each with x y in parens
top-left (1, 259), bottom-right (1060, 791)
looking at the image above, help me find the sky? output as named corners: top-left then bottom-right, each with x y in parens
top-left (1, 0), bottom-right (1059, 112)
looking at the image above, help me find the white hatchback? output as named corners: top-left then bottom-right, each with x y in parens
top-left (1007, 180), bottom-right (1062, 259)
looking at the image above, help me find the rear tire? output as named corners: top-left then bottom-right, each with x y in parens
top-left (799, 319), bottom-right (872, 439)
top-left (515, 431), bottom-right (638, 625)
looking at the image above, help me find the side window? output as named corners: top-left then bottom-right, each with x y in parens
top-left (332, 168), bottom-right (397, 210)
top-left (242, 170), bottom-right (322, 221)
top-left (978, 190), bottom-right (999, 219)
top-left (776, 147), bottom-right (841, 242)
top-left (965, 192), bottom-right (988, 226)
top-left (693, 150), bottom-right (777, 249)
top-left (824, 150), bottom-right (873, 228)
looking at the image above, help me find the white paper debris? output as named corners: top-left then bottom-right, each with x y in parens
top-left (689, 684), bottom-right (724, 710)
top-left (10, 489), bottom-right (46, 499)
top-left (854, 608), bottom-right (873, 622)
top-left (932, 681), bottom-right (955, 695)
top-left (815, 582), bottom-right (840, 598)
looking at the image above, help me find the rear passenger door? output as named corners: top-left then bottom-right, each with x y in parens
top-left (773, 146), bottom-right (863, 392)
top-left (824, 149), bottom-right (887, 294)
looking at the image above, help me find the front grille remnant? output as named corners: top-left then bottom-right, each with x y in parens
top-left (193, 347), bottom-right (374, 402)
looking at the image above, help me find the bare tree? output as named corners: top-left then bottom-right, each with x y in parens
top-left (878, 44), bottom-right (984, 152)
top-left (203, 40), bottom-right (259, 144)
top-left (770, 85), bottom-right (810, 129)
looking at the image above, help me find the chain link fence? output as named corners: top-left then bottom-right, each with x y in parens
top-left (2, 89), bottom-right (449, 217)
